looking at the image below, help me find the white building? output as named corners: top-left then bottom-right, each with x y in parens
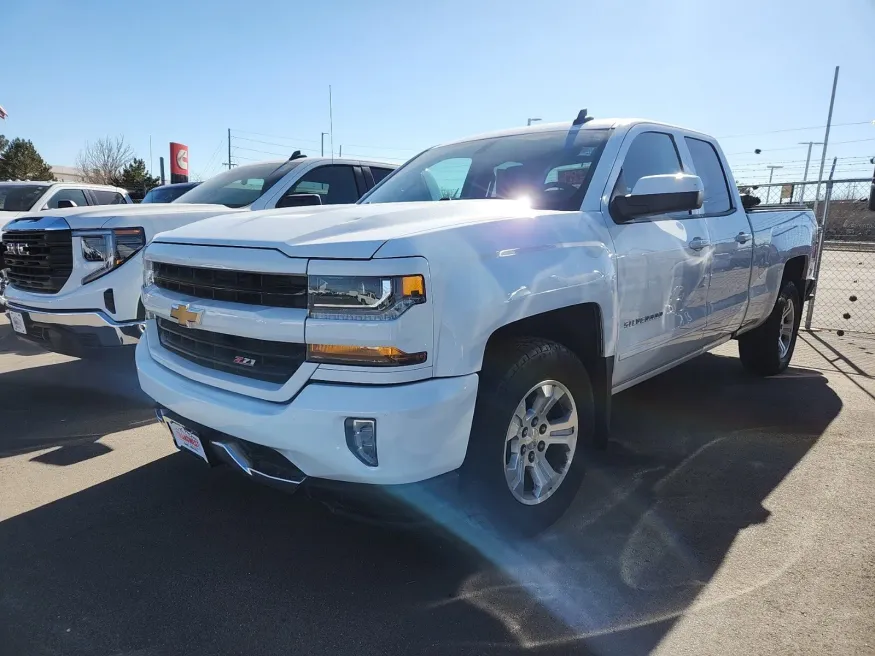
top-left (50, 165), bottom-right (85, 182)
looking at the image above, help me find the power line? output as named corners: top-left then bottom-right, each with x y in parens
top-left (340, 142), bottom-right (420, 152)
top-left (232, 144), bottom-right (295, 157)
top-left (717, 120), bottom-right (873, 140)
top-left (725, 136), bottom-right (875, 157)
top-left (231, 129), bottom-right (321, 145)
top-left (233, 129), bottom-right (419, 155)
top-left (196, 138), bottom-right (226, 180)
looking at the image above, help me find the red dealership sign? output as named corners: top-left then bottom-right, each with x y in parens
top-left (169, 142), bottom-right (189, 183)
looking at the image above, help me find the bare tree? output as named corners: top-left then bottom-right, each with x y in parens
top-left (75, 136), bottom-right (135, 184)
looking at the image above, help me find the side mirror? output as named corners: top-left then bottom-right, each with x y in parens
top-left (611, 174), bottom-right (703, 221)
top-left (56, 199), bottom-right (78, 209)
top-left (276, 193), bottom-right (323, 209)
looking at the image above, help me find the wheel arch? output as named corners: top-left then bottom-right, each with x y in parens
top-left (481, 302), bottom-right (612, 447)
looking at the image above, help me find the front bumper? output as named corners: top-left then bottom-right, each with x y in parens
top-left (137, 336), bottom-right (479, 485)
top-left (5, 302), bottom-right (143, 356)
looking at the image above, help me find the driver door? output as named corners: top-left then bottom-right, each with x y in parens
top-left (606, 128), bottom-right (713, 389)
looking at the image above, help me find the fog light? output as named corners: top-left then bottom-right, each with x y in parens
top-left (345, 418), bottom-right (377, 467)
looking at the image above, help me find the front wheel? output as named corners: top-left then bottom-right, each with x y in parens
top-left (738, 280), bottom-right (801, 376)
top-left (462, 338), bottom-right (594, 535)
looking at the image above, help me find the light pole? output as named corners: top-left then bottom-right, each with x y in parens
top-left (766, 165), bottom-right (783, 204)
top-left (527, 118), bottom-right (542, 126)
top-left (321, 132), bottom-right (328, 157)
top-left (798, 141), bottom-right (824, 202)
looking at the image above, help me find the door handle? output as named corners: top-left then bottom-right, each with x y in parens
top-left (688, 237), bottom-right (710, 251)
top-left (735, 232), bottom-right (751, 244)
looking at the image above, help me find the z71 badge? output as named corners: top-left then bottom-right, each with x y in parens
top-left (233, 356), bottom-right (257, 367)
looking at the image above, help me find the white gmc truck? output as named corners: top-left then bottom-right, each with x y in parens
top-left (135, 116), bottom-right (818, 533)
top-left (1, 156), bottom-right (395, 356)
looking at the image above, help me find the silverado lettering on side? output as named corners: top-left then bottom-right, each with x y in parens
top-left (0, 157), bottom-right (396, 356)
top-left (135, 117), bottom-right (818, 533)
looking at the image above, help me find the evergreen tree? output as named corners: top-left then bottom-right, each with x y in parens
top-left (0, 136), bottom-right (54, 181)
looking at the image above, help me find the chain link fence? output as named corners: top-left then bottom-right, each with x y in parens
top-left (741, 178), bottom-right (875, 334)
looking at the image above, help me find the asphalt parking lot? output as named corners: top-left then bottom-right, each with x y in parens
top-left (1, 315), bottom-right (873, 656)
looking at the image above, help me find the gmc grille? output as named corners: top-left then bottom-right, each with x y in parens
top-left (3, 229), bottom-right (73, 293)
top-left (157, 318), bottom-right (305, 384)
top-left (153, 262), bottom-right (307, 309)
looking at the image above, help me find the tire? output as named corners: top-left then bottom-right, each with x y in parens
top-left (738, 280), bottom-right (801, 376)
top-left (462, 338), bottom-right (594, 536)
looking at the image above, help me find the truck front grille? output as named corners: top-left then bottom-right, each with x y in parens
top-left (2, 229), bottom-right (73, 293)
top-left (153, 262), bottom-right (307, 309)
top-left (157, 318), bottom-right (305, 384)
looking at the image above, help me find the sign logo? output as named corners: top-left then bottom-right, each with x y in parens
top-left (7, 242), bottom-right (29, 256)
top-left (176, 148), bottom-right (188, 172)
top-left (233, 356), bottom-right (257, 367)
top-left (169, 304), bottom-right (203, 327)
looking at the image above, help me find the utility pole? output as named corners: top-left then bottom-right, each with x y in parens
top-left (329, 85), bottom-right (334, 162)
top-left (527, 118), bottom-right (542, 126)
top-left (813, 66), bottom-right (839, 222)
top-left (766, 165), bottom-right (783, 203)
top-left (869, 156), bottom-right (875, 212)
top-left (227, 128), bottom-right (232, 169)
top-left (797, 141), bottom-right (824, 202)
top-left (321, 132), bottom-right (328, 157)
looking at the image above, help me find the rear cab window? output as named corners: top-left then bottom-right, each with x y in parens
top-left (370, 167), bottom-right (394, 185)
top-left (92, 190), bottom-right (127, 205)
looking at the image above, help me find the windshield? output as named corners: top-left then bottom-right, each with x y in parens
top-left (172, 161), bottom-right (301, 208)
top-left (0, 185), bottom-right (46, 212)
top-left (142, 184), bottom-right (199, 204)
top-left (361, 128), bottom-right (610, 211)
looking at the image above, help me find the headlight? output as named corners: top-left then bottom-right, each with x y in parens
top-left (308, 274), bottom-right (425, 320)
top-left (79, 228), bottom-right (146, 285)
top-left (143, 258), bottom-right (155, 288)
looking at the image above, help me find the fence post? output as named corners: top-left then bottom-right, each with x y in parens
top-left (804, 171), bottom-right (837, 330)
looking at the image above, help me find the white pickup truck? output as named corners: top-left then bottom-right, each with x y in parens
top-left (135, 116), bottom-right (818, 533)
top-left (1, 156), bottom-right (395, 355)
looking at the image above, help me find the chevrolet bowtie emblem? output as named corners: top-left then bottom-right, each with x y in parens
top-left (169, 304), bottom-right (203, 327)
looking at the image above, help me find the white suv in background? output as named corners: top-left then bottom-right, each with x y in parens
top-left (0, 181), bottom-right (131, 231)
top-left (0, 182), bottom-right (132, 301)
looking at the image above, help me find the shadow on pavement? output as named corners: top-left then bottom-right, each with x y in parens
top-left (0, 350), bottom-right (842, 655)
top-left (0, 351), bottom-right (151, 459)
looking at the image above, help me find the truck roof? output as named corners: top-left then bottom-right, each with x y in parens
top-left (249, 156), bottom-right (399, 169)
top-left (440, 118), bottom-right (707, 148)
top-left (0, 180), bottom-right (128, 192)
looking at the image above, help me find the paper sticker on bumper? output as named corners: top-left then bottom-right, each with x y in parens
top-left (168, 420), bottom-right (209, 463)
top-left (9, 311), bottom-right (26, 335)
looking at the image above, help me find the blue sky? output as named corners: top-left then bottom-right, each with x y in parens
top-left (2, 0), bottom-right (875, 184)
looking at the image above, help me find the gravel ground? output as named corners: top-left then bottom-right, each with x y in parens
top-left (1, 315), bottom-right (873, 655)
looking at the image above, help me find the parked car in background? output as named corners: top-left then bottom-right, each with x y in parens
top-left (0, 181), bottom-right (131, 231)
top-left (1, 156), bottom-right (397, 356)
top-left (135, 116), bottom-right (818, 534)
top-left (0, 182), bottom-right (132, 300)
top-left (141, 182), bottom-right (202, 204)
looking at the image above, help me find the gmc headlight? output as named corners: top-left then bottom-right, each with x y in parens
top-left (143, 258), bottom-right (155, 288)
top-left (80, 228), bottom-right (146, 284)
top-left (308, 274), bottom-right (425, 320)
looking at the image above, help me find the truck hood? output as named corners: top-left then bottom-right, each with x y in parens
top-left (0, 211), bottom-right (28, 232)
top-left (153, 200), bottom-right (539, 259)
top-left (2, 203), bottom-right (245, 232)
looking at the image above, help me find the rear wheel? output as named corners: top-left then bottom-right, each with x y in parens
top-left (463, 338), bottom-right (594, 535)
top-left (738, 280), bottom-right (801, 376)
